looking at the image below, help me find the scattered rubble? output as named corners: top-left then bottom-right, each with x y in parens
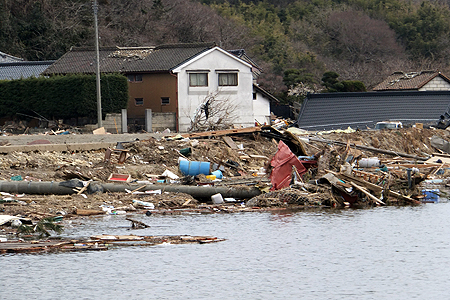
top-left (2, 124), bottom-right (450, 246)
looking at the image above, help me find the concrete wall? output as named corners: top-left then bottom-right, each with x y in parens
top-left (152, 112), bottom-right (176, 132)
top-left (103, 113), bottom-right (122, 133)
top-left (172, 47), bottom-right (254, 132)
top-left (419, 77), bottom-right (450, 91)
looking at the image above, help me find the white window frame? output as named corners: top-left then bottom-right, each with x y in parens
top-left (189, 72), bottom-right (209, 87)
top-left (217, 71), bottom-right (238, 86)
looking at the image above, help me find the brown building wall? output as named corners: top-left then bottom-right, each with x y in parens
top-left (127, 72), bottom-right (178, 119)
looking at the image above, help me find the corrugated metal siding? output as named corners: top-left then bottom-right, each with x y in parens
top-left (296, 91), bottom-right (450, 130)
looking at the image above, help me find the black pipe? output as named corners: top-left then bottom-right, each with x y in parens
top-left (0, 181), bottom-right (261, 199)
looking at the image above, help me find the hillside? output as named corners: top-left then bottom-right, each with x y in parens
top-left (2, 0), bottom-right (450, 101)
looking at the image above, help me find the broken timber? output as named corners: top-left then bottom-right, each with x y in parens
top-left (308, 137), bottom-right (428, 161)
top-left (179, 127), bottom-right (261, 139)
top-left (327, 170), bottom-right (383, 196)
top-left (0, 235), bottom-right (225, 254)
top-left (350, 181), bottom-right (385, 205)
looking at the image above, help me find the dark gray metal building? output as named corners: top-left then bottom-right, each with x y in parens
top-left (295, 91), bottom-right (450, 130)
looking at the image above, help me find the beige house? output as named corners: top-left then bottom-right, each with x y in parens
top-left (373, 71), bottom-right (450, 91)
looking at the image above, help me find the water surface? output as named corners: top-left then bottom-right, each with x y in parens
top-left (2, 204), bottom-right (450, 299)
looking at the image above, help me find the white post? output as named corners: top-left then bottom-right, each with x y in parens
top-left (121, 109), bottom-right (128, 133)
top-left (145, 109), bottom-right (152, 133)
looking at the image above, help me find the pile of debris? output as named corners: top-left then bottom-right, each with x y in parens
top-left (1, 125), bottom-right (450, 229)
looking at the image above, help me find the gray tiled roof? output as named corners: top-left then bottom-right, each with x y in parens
top-left (0, 61), bottom-right (55, 80)
top-left (42, 43), bottom-right (215, 75)
top-left (372, 71), bottom-right (450, 91)
top-left (0, 51), bottom-right (23, 63)
top-left (253, 84), bottom-right (279, 103)
top-left (296, 91), bottom-right (450, 130)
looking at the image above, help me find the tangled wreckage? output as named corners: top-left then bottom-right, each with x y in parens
top-left (1, 124), bottom-right (450, 252)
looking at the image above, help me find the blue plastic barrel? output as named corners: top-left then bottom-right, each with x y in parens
top-left (179, 160), bottom-right (211, 176)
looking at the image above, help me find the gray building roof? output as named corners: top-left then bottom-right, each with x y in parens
top-left (295, 91), bottom-right (450, 130)
top-left (253, 84), bottom-right (279, 103)
top-left (229, 49), bottom-right (262, 78)
top-left (0, 61), bottom-right (55, 80)
top-left (42, 43), bottom-right (216, 75)
top-left (0, 51), bottom-right (23, 63)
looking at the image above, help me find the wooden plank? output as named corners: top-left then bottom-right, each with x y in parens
top-left (77, 181), bottom-right (91, 195)
top-left (327, 170), bottom-right (383, 195)
top-left (180, 127), bottom-right (261, 138)
top-left (349, 181), bottom-right (385, 205)
top-left (249, 155), bottom-right (269, 160)
top-left (222, 136), bottom-right (239, 149)
top-left (384, 163), bottom-right (443, 168)
top-left (76, 209), bottom-right (104, 216)
top-left (309, 136), bottom-right (428, 161)
top-left (388, 190), bottom-right (421, 204)
top-left (432, 152), bottom-right (450, 158)
top-left (425, 156), bottom-right (450, 164)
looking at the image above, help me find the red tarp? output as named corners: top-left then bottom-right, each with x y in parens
top-left (269, 141), bottom-right (307, 190)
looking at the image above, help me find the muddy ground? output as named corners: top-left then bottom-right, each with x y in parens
top-left (1, 127), bottom-right (450, 221)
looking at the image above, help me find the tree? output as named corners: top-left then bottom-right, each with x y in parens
top-left (188, 91), bottom-right (239, 132)
top-left (390, 1), bottom-right (450, 60)
top-left (321, 71), bottom-right (366, 92)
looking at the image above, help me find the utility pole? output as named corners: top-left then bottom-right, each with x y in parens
top-left (93, 0), bottom-right (102, 128)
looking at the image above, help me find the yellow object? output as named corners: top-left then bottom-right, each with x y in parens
top-left (206, 175), bottom-right (216, 180)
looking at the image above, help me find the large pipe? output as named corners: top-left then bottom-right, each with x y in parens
top-left (101, 183), bottom-right (261, 199)
top-left (0, 181), bottom-right (261, 199)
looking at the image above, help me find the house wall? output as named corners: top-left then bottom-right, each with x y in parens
top-left (419, 77), bottom-right (450, 91)
top-left (173, 48), bottom-right (254, 132)
top-left (253, 92), bottom-right (271, 125)
top-left (127, 73), bottom-right (177, 119)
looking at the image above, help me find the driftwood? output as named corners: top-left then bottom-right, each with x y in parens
top-left (75, 208), bottom-right (104, 216)
top-left (126, 218), bottom-right (150, 229)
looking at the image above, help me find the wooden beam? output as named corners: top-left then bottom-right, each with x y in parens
top-left (350, 181), bottom-right (385, 205)
top-left (327, 170), bottom-right (383, 196)
top-left (309, 137), bottom-right (428, 161)
top-left (180, 127), bottom-right (261, 138)
top-left (222, 136), bottom-right (239, 149)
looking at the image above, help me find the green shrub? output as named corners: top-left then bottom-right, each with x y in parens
top-left (0, 74), bottom-right (128, 120)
